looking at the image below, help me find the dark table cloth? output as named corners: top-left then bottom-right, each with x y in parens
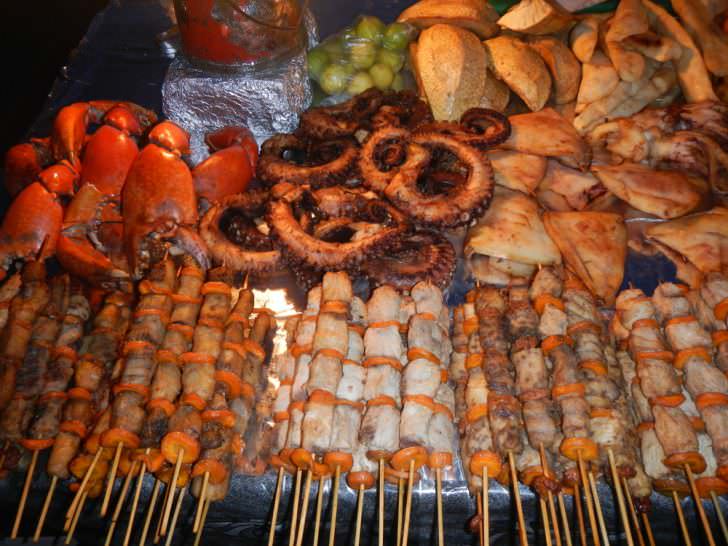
top-left (0, 1), bottom-right (724, 545)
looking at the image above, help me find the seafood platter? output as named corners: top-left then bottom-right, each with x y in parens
top-left (2, 0), bottom-right (728, 544)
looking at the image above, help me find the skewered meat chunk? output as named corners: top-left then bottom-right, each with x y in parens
top-left (466, 367), bottom-right (488, 408)
top-left (428, 384), bottom-right (455, 454)
top-left (307, 351), bottom-right (342, 395)
top-left (313, 312), bottom-right (348, 358)
top-left (402, 359), bottom-right (440, 397)
top-left (330, 404), bottom-right (362, 453)
top-left (400, 397), bottom-right (433, 447)
top-left (337, 359), bottom-right (365, 402)
top-left (488, 394), bottom-right (523, 455)
top-left (522, 398), bottom-right (559, 453)
top-left (301, 395), bottom-right (334, 454)
top-left (0, 262), bottom-right (49, 409)
top-left (652, 404), bottom-right (699, 456)
top-left (513, 348), bottom-right (548, 395)
top-left (360, 402), bottom-right (399, 454)
top-left (702, 404), bottom-right (728, 469)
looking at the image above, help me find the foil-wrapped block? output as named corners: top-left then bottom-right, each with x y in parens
top-left (162, 10), bottom-right (317, 161)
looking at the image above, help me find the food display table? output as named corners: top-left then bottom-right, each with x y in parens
top-left (0, 1), bottom-right (726, 546)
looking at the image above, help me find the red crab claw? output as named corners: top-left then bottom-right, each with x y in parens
top-left (0, 160), bottom-right (79, 274)
top-left (57, 184), bottom-right (130, 289)
top-left (0, 183), bottom-right (63, 272)
top-left (193, 127), bottom-right (257, 205)
top-left (148, 121), bottom-right (191, 155)
top-left (51, 101), bottom-right (157, 163)
top-left (80, 108), bottom-right (141, 195)
top-left (205, 126), bottom-right (258, 169)
top-left (4, 137), bottom-right (53, 197)
top-left (122, 121), bottom-right (203, 278)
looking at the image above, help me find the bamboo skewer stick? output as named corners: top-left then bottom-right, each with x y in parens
top-left (327, 466), bottom-right (340, 546)
top-left (268, 466), bottom-right (285, 546)
top-left (11, 448), bottom-right (39, 538)
top-left (508, 451), bottom-right (528, 546)
top-left (65, 489), bottom-right (88, 545)
top-left (573, 481), bottom-right (587, 546)
top-left (193, 499), bottom-right (210, 546)
top-left (163, 486), bottom-right (186, 546)
top-left (159, 449), bottom-right (184, 537)
top-left (538, 444), bottom-right (561, 546)
top-left (541, 498), bottom-right (553, 546)
top-left (642, 512), bottom-right (655, 546)
top-left (396, 478), bottom-right (403, 546)
top-left (476, 491), bottom-right (484, 546)
top-left (353, 485), bottom-right (365, 546)
top-left (557, 493), bottom-right (572, 546)
top-left (684, 464), bottom-right (716, 546)
top-left (122, 460), bottom-right (149, 546)
top-left (100, 442), bottom-right (124, 516)
top-left (576, 451), bottom-right (600, 546)
top-left (710, 490), bottom-right (728, 544)
top-left (400, 459), bottom-right (416, 546)
top-left (587, 471), bottom-right (609, 546)
top-left (436, 468), bottom-right (444, 546)
top-left (33, 475), bottom-right (58, 542)
top-left (312, 476), bottom-right (325, 546)
top-left (672, 491), bottom-right (693, 546)
top-left (138, 478), bottom-right (162, 546)
top-left (289, 467), bottom-right (302, 546)
top-left (66, 447), bottom-right (102, 519)
top-left (482, 467), bottom-right (489, 546)
top-left (193, 471), bottom-right (210, 533)
top-left (103, 460), bottom-right (138, 546)
top-left (607, 450), bottom-right (634, 546)
top-left (621, 477), bottom-right (646, 546)
top-left (295, 469), bottom-right (313, 546)
top-left (378, 459), bottom-right (385, 546)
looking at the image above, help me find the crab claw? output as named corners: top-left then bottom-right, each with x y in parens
top-left (80, 119), bottom-right (140, 195)
top-left (56, 184), bottom-right (130, 289)
top-left (148, 121), bottom-right (190, 155)
top-left (52, 101), bottom-right (157, 163)
top-left (4, 138), bottom-right (53, 197)
top-left (169, 226), bottom-right (211, 271)
top-left (0, 182), bottom-right (63, 271)
top-left (205, 126), bottom-right (258, 169)
top-left (122, 128), bottom-right (198, 278)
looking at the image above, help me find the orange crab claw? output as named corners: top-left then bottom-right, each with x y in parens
top-left (0, 182), bottom-right (63, 270)
top-left (52, 101), bottom-right (157, 163)
top-left (148, 121), bottom-right (190, 155)
top-left (205, 126), bottom-right (258, 170)
top-left (38, 160), bottom-right (80, 196)
top-left (122, 130), bottom-right (200, 277)
top-left (80, 123), bottom-right (140, 195)
top-left (4, 138), bottom-right (53, 197)
top-left (193, 145), bottom-right (253, 204)
top-left (57, 184), bottom-right (130, 288)
top-left (52, 103), bottom-right (91, 164)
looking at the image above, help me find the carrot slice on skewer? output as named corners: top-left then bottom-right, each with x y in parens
top-left (663, 451), bottom-right (707, 474)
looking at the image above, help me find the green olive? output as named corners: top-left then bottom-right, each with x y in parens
top-left (320, 64), bottom-right (352, 95)
top-left (376, 48), bottom-right (404, 73)
top-left (347, 71), bottom-right (375, 95)
top-left (391, 72), bottom-right (405, 92)
top-left (349, 39), bottom-right (378, 69)
top-left (382, 22), bottom-right (413, 51)
top-left (355, 16), bottom-right (386, 45)
top-left (321, 38), bottom-right (345, 62)
top-left (307, 47), bottom-right (330, 82)
top-left (369, 63), bottom-right (395, 91)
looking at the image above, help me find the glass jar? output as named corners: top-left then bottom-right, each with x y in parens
top-left (173, 0), bottom-right (306, 68)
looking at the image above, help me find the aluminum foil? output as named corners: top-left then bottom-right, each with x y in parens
top-left (161, 8), bottom-right (318, 161)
